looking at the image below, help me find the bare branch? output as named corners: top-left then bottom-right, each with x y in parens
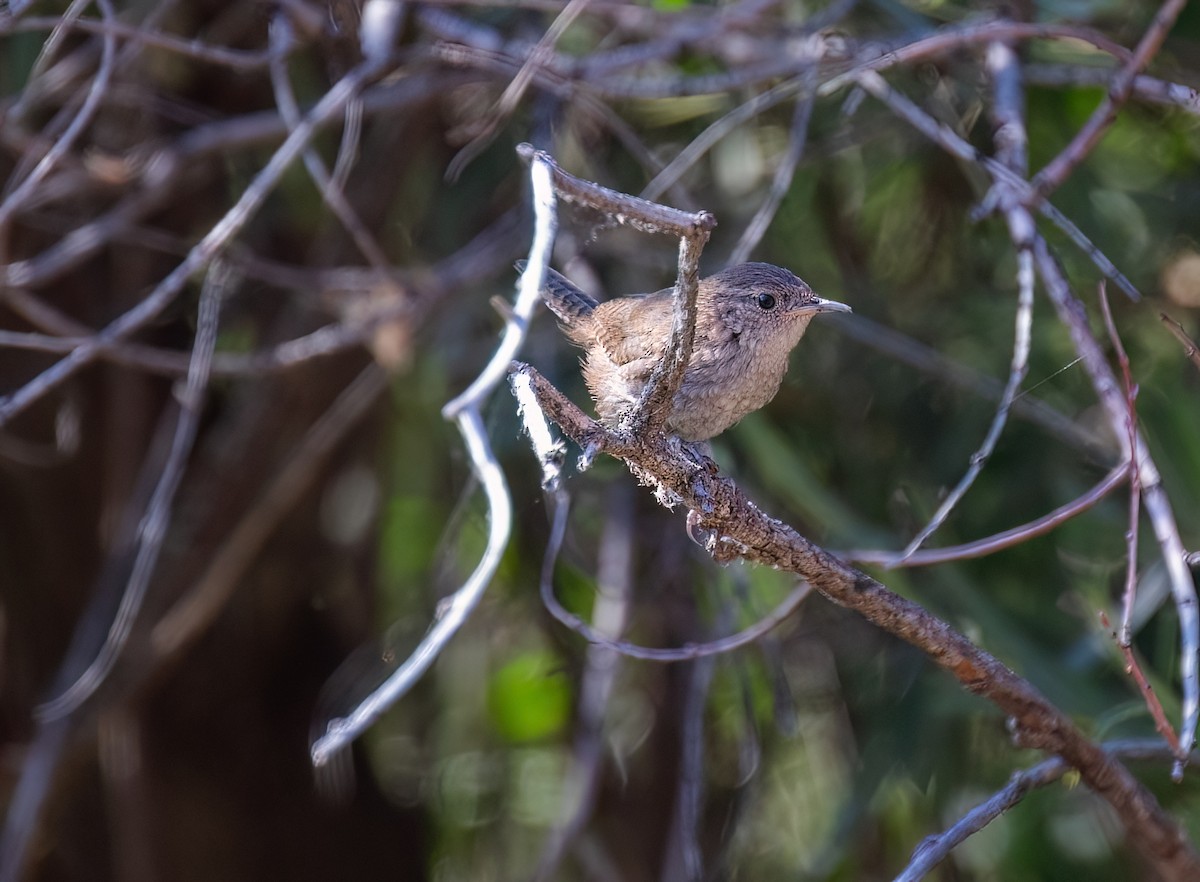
top-left (1033, 240), bottom-right (1199, 768)
top-left (847, 463), bottom-right (1129, 568)
top-left (729, 75), bottom-right (817, 265)
top-left (0, 0), bottom-right (116, 228)
top-left (1032, 0), bottom-right (1189, 198)
top-left (897, 740), bottom-right (1195, 882)
top-left (516, 360), bottom-right (1200, 880)
top-left (1097, 283), bottom-right (1143, 647)
top-left (517, 143), bottom-right (715, 239)
top-left (311, 148), bottom-right (560, 765)
top-left (1023, 63), bottom-right (1200, 115)
top-left (0, 58), bottom-right (387, 427)
top-left (310, 405), bottom-right (510, 767)
top-left (1161, 312), bottom-right (1200, 371)
top-left (37, 258), bottom-right (230, 720)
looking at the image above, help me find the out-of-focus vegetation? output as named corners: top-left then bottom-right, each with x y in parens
top-left (2, 1), bottom-right (1200, 880)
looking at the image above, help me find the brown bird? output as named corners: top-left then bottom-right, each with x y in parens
top-left (530, 261), bottom-right (850, 441)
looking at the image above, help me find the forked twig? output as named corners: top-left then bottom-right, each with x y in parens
top-left (311, 147), bottom-right (560, 766)
top-left (1032, 0), bottom-right (1189, 199)
top-left (897, 739), bottom-right (1195, 881)
top-left (854, 65), bottom-right (1198, 766)
top-left (513, 144), bottom-right (716, 438)
top-left (891, 220), bottom-right (1033, 564)
top-left (0, 57), bottom-right (388, 427)
top-left (1161, 312), bottom-right (1200, 372)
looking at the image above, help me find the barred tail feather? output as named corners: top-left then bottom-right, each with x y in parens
top-left (515, 260), bottom-right (598, 322)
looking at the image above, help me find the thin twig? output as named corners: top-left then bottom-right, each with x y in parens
top-left (0, 13), bottom-right (282, 70)
top-left (1099, 610), bottom-right (1181, 753)
top-left (890, 36), bottom-right (1035, 564)
top-left (854, 70), bottom-right (1141, 302)
top-left (268, 15), bottom-right (392, 272)
top-left (0, 0), bottom-right (116, 227)
top-left (1160, 313), bottom-right (1200, 371)
top-left (1034, 240), bottom-right (1199, 771)
top-left (311, 148), bottom-right (559, 765)
top-left (1097, 283), bottom-right (1142, 647)
top-left (729, 74), bottom-right (817, 265)
top-left (36, 258), bottom-right (229, 720)
top-left (896, 740), bottom-right (1196, 882)
top-left (1031, 0), bottom-right (1188, 198)
top-left (538, 502), bottom-right (813, 660)
top-left (1023, 63), bottom-right (1200, 115)
top-left (0, 58), bottom-right (387, 427)
top-left (847, 463), bottom-right (1129, 568)
top-left (819, 20), bottom-right (1137, 98)
top-left (833, 313), bottom-right (1106, 457)
top-left (892, 224), bottom-right (1033, 563)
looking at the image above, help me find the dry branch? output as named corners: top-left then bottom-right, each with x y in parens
top-left (515, 361), bottom-right (1200, 880)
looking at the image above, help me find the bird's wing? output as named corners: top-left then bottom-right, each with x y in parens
top-left (591, 293), bottom-right (671, 368)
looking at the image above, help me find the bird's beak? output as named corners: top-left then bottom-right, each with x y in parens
top-left (793, 297), bottom-right (851, 316)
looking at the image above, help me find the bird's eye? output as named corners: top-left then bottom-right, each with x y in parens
top-left (756, 292), bottom-right (776, 310)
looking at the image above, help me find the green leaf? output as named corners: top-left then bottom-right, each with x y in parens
top-left (487, 650), bottom-right (571, 743)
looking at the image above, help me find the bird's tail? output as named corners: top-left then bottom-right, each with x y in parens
top-left (515, 260), bottom-right (598, 323)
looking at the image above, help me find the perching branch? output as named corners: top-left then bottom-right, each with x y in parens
top-left (513, 360), bottom-right (1200, 881)
top-left (514, 144), bottom-right (716, 438)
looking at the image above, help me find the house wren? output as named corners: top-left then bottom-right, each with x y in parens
top-left (532, 262), bottom-right (850, 441)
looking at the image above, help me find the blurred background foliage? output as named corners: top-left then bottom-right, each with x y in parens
top-left (2, 0), bottom-right (1200, 880)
